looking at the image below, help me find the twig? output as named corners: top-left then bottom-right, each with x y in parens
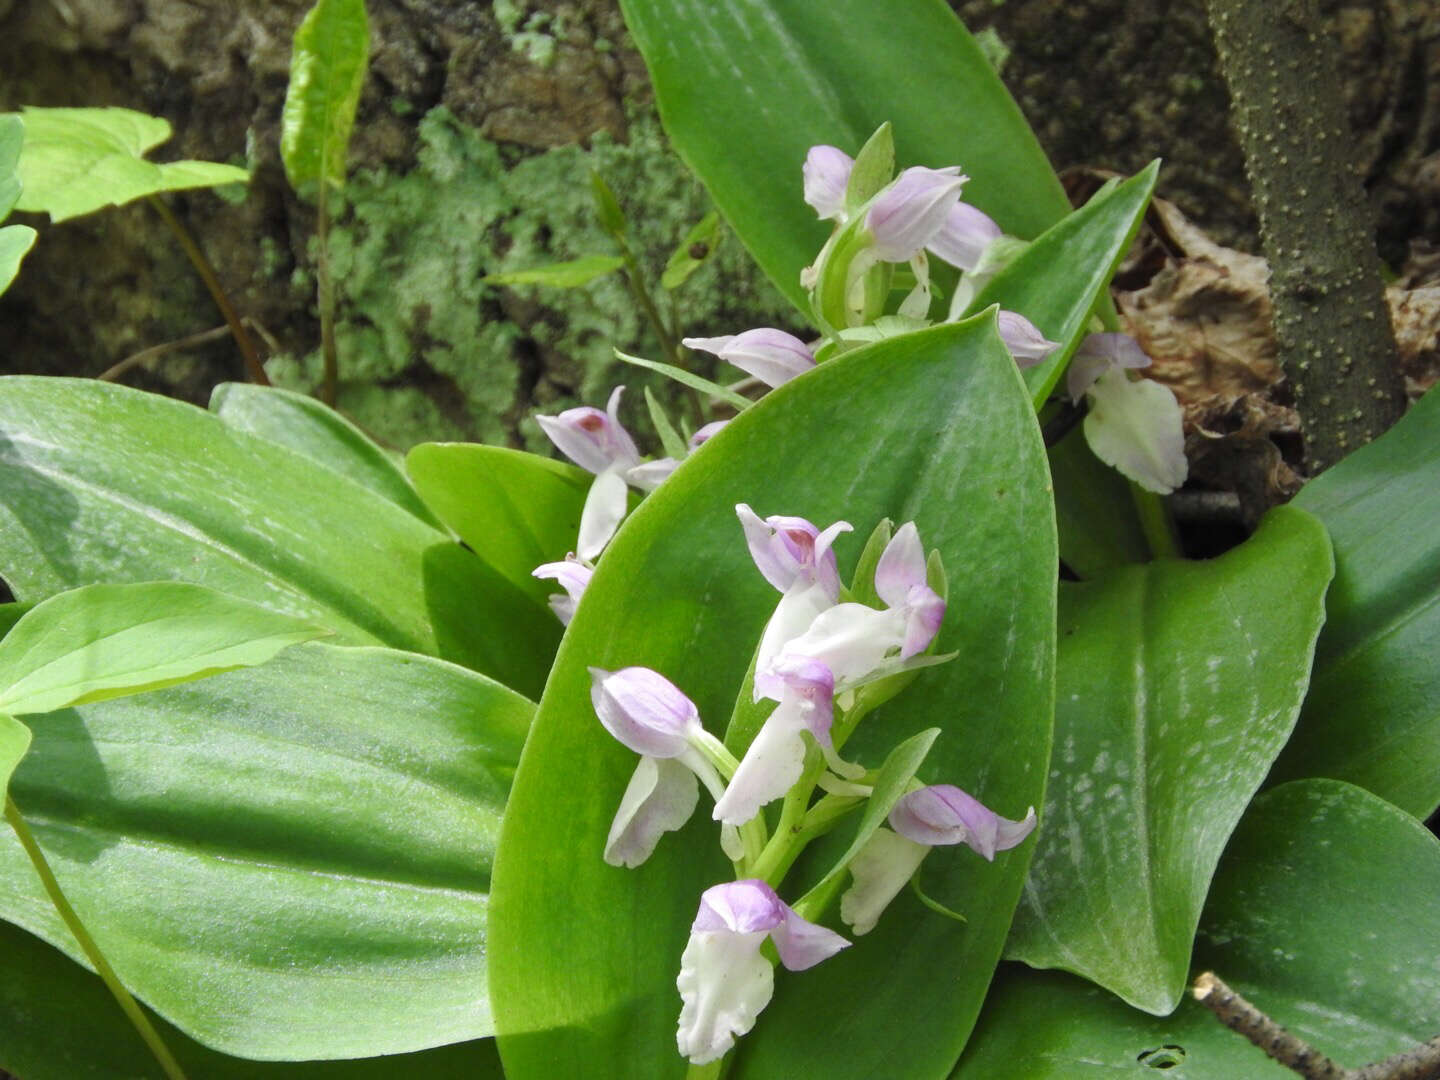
top-left (1194, 972), bottom-right (1440, 1080)
top-left (1352, 1036), bottom-right (1440, 1080)
top-left (146, 194), bottom-right (269, 387)
top-left (1193, 972), bottom-right (1347, 1079)
top-left (97, 324), bottom-right (231, 382)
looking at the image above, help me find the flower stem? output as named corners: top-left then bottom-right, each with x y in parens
top-left (315, 183), bottom-right (339, 406)
top-left (4, 796), bottom-right (188, 1080)
top-left (146, 194), bottom-right (268, 387)
top-left (1131, 482), bottom-right (1180, 560)
top-left (685, 1056), bottom-right (727, 1080)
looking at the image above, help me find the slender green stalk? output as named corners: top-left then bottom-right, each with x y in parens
top-left (146, 195), bottom-right (268, 387)
top-left (4, 796), bottom-right (188, 1080)
top-left (685, 1056), bottom-right (726, 1080)
top-left (613, 235), bottom-right (706, 424)
top-left (1131, 483), bottom-right (1180, 560)
top-left (315, 184), bottom-right (339, 406)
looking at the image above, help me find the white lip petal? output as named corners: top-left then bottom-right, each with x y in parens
top-left (1082, 368), bottom-right (1188, 494)
top-left (603, 756), bottom-right (700, 869)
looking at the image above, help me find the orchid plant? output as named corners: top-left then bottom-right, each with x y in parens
top-left (0, 1), bottom-right (1437, 1079)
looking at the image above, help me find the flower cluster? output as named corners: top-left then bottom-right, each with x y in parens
top-left (530, 127), bottom-right (1184, 644)
top-left (590, 508), bottom-right (1037, 1065)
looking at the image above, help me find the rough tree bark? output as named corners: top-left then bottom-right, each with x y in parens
top-left (1206, 0), bottom-right (1409, 471)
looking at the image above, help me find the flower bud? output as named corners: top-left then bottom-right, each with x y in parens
top-left (803, 145), bottom-right (855, 221)
top-left (866, 166), bottom-right (967, 262)
top-left (889, 784), bottom-right (1037, 860)
top-left (683, 328), bottom-right (815, 388)
top-left (589, 666), bottom-right (702, 758)
top-left (928, 201), bottom-right (1002, 272)
top-left (535, 386), bottom-right (640, 475)
top-left (996, 310), bottom-right (1060, 368)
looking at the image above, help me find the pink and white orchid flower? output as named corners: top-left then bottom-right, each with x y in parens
top-left (589, 666), bottom-right (729, 868)
top-left (535, 386), bottom-right (676, 559)
top-left (840, 785), bottom-right (1037, 934)
top-left (677, 879), bottom-right (850, 1064)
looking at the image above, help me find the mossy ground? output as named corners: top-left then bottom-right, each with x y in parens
top-left (267, 105), bottom-right (797, 453)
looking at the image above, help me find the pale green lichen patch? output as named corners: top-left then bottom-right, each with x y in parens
top-left (268, 105), bottom-right (794, 453)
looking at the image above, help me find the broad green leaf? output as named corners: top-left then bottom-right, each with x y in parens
top-left (615, 349), bottom-right (752, 409)
top-left (491, 314), bottom-right (1057, 1080)
top-left (619, 0), bottom-right (1069, 314)
top-left (660, 212), bottom-right (722, 290)
top-left (1269, 385), bottom-right (1440, 818)
top-left (483, 253), bottom-right (626, 288)
top-left (0, 113), bottom-right (22, 217)
top-left (0, 377), bottom-right (557, 698)
top-left (1048, 422), bottom-right (1150, 575)
top-left (961, 780), bottom-right (1440, 1077)
top-left (9, 107), bottom-right (248, 222)
top-left (0, 923), bottom-right (503, 1079)
top-left (210, 382), bottom-right (442, 528)
top-left (1005, 507), bottom-right (1333, 1014)
top-left (0, 641), bottom-right (530, 1060)
top-left (280, 0), bottom-right (370, 193)
top-left (0, 713), bottom-right (30, 802)
top-left (0, 582), bottom-right (320, 716)
top-left (966, 162), bottom-right (1160, 410)
top-left (0, 222), bottom-right (36, 296)
top-left (406, 443), bottom-right (590, 608)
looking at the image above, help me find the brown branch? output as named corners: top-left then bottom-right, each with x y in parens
top-left (147, 194), bottom-right (269, 386)
top-left (1194, 972), bottom-right (1440, 1080)
top-left (1193, 972), bottom-right (1348, 1079)
top-left (1204, 0), bottom-right (1406, 473)
top-left (97, 324), bottom-right (232, 382)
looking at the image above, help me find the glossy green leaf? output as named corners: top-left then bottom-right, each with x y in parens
top-left (966, 163), bottom-right (1160, 410)
top-left (660, 212), bottom-right (722, 290)
top-left (0, 582), bottom-right (320, 716)
top-left (1048, 422), bottom-right (1150, 575)
top-left (1006, 507), bottom-right (1333, 1014)
top-left (280, 0), bottom-right (369, 193)
top-left (491, 314), bottom-right (1057, 1080)
top-left (0, 923), bottom-right (504, 1080)
top-left (0, 113), bottom-right (22, 216)
top-left (9, 107), bottom-right (248, 222)
top-left (210, 382), bottom-right (442, 528)
top-left (406, 443), bottom-right (590, 608)
top-left (0, 222), bottom-right (36, 296)
top-left (483, 254), bottom-right (626, 288)
top-left (1269, 386), bottom-right (1440, 818)
top-left (961, 779), bottom-right (1440, 1077)
top-left (616, 349), bottom-right (752, 409)
top-left (619, 0), bottom-right (1069, 314)
top-left (0, 377), bottom-right (555, 698)
top-left (0, 641), bottom-right (530, 1060)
